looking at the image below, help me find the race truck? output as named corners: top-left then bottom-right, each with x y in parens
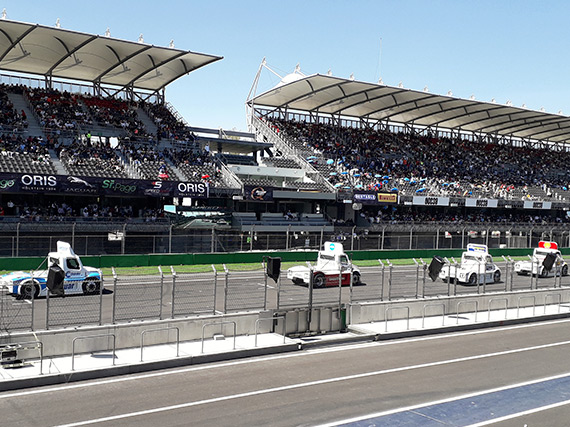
top-left (0, 241), bottom-right (103, 298)
top-left (439, 243), bottom-right (501, 285)
top-left (286, 241), bottom-right (361, 287)
top-left (514, 241), bottom-right (568, 277)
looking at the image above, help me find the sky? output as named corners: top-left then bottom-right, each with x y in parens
top-left (2, 0), bottom-right (570, 132)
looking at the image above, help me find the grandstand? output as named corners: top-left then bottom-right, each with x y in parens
top-left (1, 18), bottom-right (570, 255)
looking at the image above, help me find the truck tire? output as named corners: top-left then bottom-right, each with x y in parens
top-left (20, 281), bottom-right (39, 299)
top-left (493, 270), bottom-right (501, 283)
top-left (313, 273), bottom-right (326, 288)
top-left (82, 278), bottom-right (101, 295)
top-left (539, 267), bottom-right (548, 278)
top-left (352, 272), bottom-right (361, 285)
top-left (563, 265), bottom-right (568, 276)
top-left (468, 273), bottom-right (477, 286)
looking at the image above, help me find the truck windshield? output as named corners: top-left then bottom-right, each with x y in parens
top-left (66, 258), bottom-right (80, 270)
top-left (535, 250), bottom-right (552, 257)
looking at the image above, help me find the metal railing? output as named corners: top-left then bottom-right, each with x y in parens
top-left (71, 334), bottom-right (116, 371)
top-left (140, 327), bottom-right (180, 362)
top-left (385, 306), bottom-right (410, 332)
top-left (254, 317), bottom-right (286, 347)
top-left (201, 321), bottom-right (237, 354)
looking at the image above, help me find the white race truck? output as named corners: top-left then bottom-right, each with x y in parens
top-left (439, 244), bottom-right (501, 285)
top-left (514, 241), bottom-right (568, 277)
top-left (287, 241), bottom-right (361, 287)
top-left (0, 241), bottom-right (103, 298)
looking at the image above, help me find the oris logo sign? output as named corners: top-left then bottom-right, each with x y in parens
top-left (21, 175), bottom-right (57, 187)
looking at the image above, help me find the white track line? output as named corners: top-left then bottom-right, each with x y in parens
top-left (466, 398), bottom-right (570, 426)
top-left (3, 317), bottom-right (570, 400)
top-left (321, 372), bottom-right (570, 426)
top-left (53, 339), bottom-right (570, 426)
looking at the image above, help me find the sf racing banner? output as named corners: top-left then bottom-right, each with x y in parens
top-left (0, 173), bottom-right (209, 198)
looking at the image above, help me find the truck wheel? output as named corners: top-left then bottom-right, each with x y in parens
top-left (352, 272), bottom-right (361, 285)
top-left (493, 270), bottom-right (501, 283)
top-left (20, 281), bottom-right (39, 299)
top-left (313, 273), bottom-right (326, 288)
top-left (82, 278), bottom-right (101, 295)
top-left (539, 268), bottom-right (548, 278)
top-left (563, 265), bottom-right (568, 276)
top-left (468, 273), bottom-right (477, 286)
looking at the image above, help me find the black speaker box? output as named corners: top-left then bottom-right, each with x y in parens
top-left (47, 264), bottom-right (65, 296)
top-left (428, 255), bottom-right (445, 282)
top-left (542, 252), bottom-right (557, 271)
top-left (267, 257), bottom-right (281, 283)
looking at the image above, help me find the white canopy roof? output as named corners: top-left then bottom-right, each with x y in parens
top-left (0, 19), bottom-right (222, 92)
top-left (250, 73), bottom-right (570, 144)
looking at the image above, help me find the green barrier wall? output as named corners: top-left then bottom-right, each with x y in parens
top-left (1, 247), bottom-right (568, 271)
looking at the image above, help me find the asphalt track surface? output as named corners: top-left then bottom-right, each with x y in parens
top-left (2, 319), bottom-right (570, 426)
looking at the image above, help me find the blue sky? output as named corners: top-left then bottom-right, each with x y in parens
top-left (2, 1), bottom-right (570, 132)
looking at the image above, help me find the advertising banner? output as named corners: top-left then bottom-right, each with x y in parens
top-left (523, 201), bottom-right (552, 210)
top-left (353, 192), bottom-right (398, 204)
top-left (412, 196), bottom-right (450, 206)
top-left (465, 198), bottom-right (499, 208)
top-left (0, 173), bottom-right (209, 198)
top-left (244, 185), bottom-right (274, 201)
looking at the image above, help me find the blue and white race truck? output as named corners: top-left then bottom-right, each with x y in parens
top-left (0, 241), bottom-right (103, 298)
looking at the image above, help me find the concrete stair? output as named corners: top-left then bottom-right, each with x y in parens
top-left (136, 107), bottom-right (158, 137)
top-left (7, 92), bottom-right (43, 137)
top-left (48, 149), bottom-right (67, 175)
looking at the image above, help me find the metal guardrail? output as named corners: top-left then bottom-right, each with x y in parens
top-left (72, 334), bottom-right (116, 371)
top-left (140, 327), bottom-right (180, 362)
top-left (385, 306), bottom-right (410, 332)
top-left (422, 303), bottom-right (445, 328)
top-left (517, 295), bottom-right (536, 317)
top-left (254, 316), bottom-right (285, 347)
top-left (457, 301), bottom-right (479, 324)
top-left (544, 293), bottom-right (562, 314)
top-left (487, 298), bottom-right (509, 321)
top-left (201, 321), bottom-right (236, 354)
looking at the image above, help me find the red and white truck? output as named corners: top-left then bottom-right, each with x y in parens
top-left (286, 241), bottom-right (361, 287)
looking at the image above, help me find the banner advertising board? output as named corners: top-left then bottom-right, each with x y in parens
top-left (244, 185), bottom-right (274, 201)
top-left (0, 173), bottom-right (209, 198)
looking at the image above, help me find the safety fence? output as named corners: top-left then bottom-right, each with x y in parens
top-left (3, 223), bottom-right (570, 258)
top-left (1, 258), bottom-right (570, 335)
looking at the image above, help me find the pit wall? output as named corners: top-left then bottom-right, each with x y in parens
top-left (2, 312), bottom-right (273, 358)
top-left (3, 307), bottom-right (345, 359)
top-left (349, 288), bottom-right (570, 325)
top-left (0, 247), bottom-right (554, 271)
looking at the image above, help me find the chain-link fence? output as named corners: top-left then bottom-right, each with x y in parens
top-left (224, 267), bottom-right (268, 313)
top-left (0, 289), bottom-right (34, 332)
top-left (350, 264), bottom-right (385, 303)
top-left (3, 255), bottom-right (570, 335)
top-left (46, 287), bottom-right (103, 329)
top-left (112, 270), bottom-right (164, 323)
top-left (171, 269), bottom-right (217, 317)
top-left (4, 223), bottom-right (570, 257)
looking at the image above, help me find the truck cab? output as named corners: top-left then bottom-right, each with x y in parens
top-left (514, 241), bottom-right (568, 277)
top-left (439, 244), bottom-right (501, 285)
top-left (286, 241), bottom-right (361, 287)
top-left (1, 241), bottom-right (103, 298)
